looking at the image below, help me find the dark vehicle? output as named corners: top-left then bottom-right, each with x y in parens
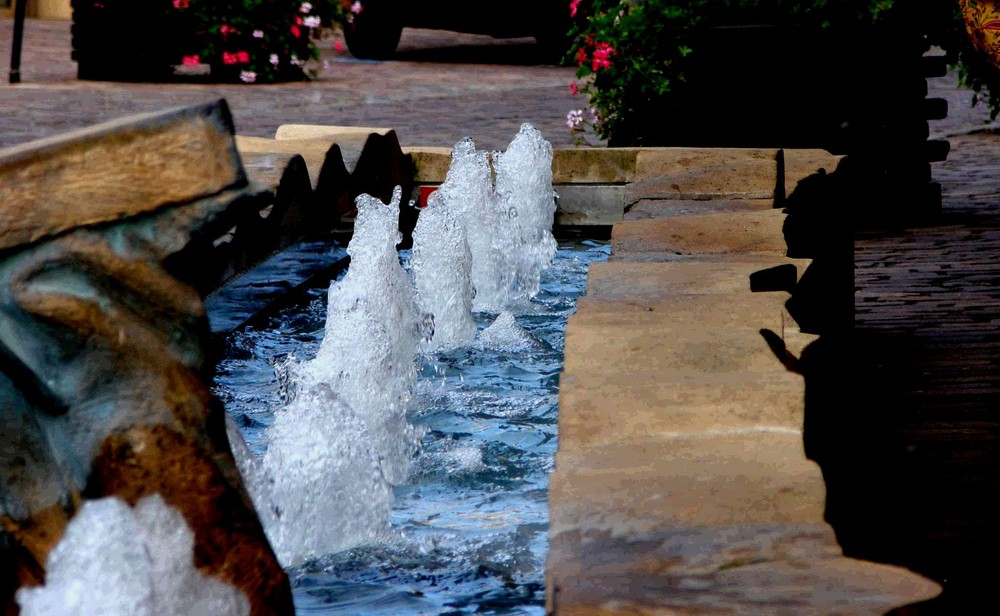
top-left (343, 0), bottom-right (574, 62)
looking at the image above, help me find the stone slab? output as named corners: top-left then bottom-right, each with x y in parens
top-left (239, 151), bottom-right (304, 191)
top-left (274, 124), bottom-right (392, 141)
top-left (0, 100), bottom-right (245, 251)
top-left (563, 293), bottom-right (792, 377)
top-left (584, 260), bottom-right (809, 299)
top-left (235, 136), bottom-right (336, 186)
top-left (402, 146), bottom-right (453, 182)
top-left (611, 209), bottom-right (789, 259)
top-left (555, 184), bottom-right (625, 226)
top-left (624, 197), bottom-right (774, 220)
top-left (782, 148), bottom-right (843, 197)
top-left (549, 432), bottom-right (826, 535)
top-left (556, 369), bottom-right (806, 447)
top-left (552, 148), bottom-right (640, 184)
top-left (546, 525), bottom-right (942, 616)
top-left (633, 148), bottom-right (780, 198)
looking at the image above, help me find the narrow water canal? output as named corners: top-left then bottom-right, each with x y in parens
top-left (210, 236), bottom-right (610, 615)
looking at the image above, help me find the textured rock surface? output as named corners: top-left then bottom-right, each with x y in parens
top-left (0, 101), bottom-right (293, 616)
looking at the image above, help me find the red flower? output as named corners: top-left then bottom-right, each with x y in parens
top-left (181, 54), bottom-right (200, 66)
top-left (575, 47), bottom-right (588, 67)
top-left (569, 82), bottom-right (579, 96)
top-left (569, 0), bottom-right (580, 18)
top-left (222, 51), bottom-right (245, 65)
top-left (220, 24), bottom-right (236, 39)
top-left (172, 0), bottom-right (189, 8)
top-left (592, 42), bottom-right (613, 71)
top-left (290, 25), bottom-right (301, 38)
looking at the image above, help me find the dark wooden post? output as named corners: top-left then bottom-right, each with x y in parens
top-left (8, 0), bottom-right (26, 84)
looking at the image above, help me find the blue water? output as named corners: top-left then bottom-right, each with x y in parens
top-left (210, 237), bottom-right (610, 615)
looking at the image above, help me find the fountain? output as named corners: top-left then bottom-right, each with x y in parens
top-left (223, 124), bottom-right (567, 577)
top-left (2, 112), bottom-right (591, 614)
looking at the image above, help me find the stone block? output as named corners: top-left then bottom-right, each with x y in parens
top-left (549, 432), bottom-right (826, 534)
top-left (555, 184), bottom-right (625, 226)
top-left (402, 146), bottom-right (453, 182)
top-left (236, 135), bottom-right (343, 186)
top-left (546, 525), bottom-right (942, 615)
top-left (557, 369), bottom-right (806, 447)
top-left (551, 148), bottom-right (640, 184)
top-left (633, 148), bottom-right (780, 198)
top-left (274, 124), bottom-right (393, 141)
top-left (563, 293), bottom-right (792, 377)
top-left (611, 209), bottom-right (790, 259)
top-left (624, 197), bottom-right (774, 219)
top-left (781, 148), bottom-right (843, 200)
top-left (0, 100), bottom-right (246, 251)
top-left (584, 260), bottom-right (809, 299)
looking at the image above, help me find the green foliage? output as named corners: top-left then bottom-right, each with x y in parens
top-left (566, 0), bottom-right (1000, 144)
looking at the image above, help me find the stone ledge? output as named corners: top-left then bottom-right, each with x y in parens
top-left (564, 293), bottom-right (794, 377)
top-left (550, 432), bottom-right (826, 535)
top-left (557, 370), bottom-right (806, 447)
top-left (625, 197), bottom-right (774, 219)
top-left (546, 525), bottom-right (942, 616)
top-left (611, 209), bottom-right (790, 258)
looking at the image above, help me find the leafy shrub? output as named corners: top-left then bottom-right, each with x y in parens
top-left (161, 0), bottom-right (337, 83)
top-left (565, 1), bottom-right (1000, 145)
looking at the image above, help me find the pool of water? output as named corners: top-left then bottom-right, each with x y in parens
top-left (210, 236), bottom-right (609, 615)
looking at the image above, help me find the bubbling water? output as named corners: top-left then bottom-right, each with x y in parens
top-left (16, 495), bottom-right (249, 616)
top-left (234, 185), bottom-right (431, 567)
top-left (427, 124), bottom-right (558, 315)
top-left (233, 125), bottom-right (557, 568)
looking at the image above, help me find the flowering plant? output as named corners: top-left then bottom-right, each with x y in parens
top-left (565, 1), bottom-right (1000, 145)
top-left (164, 0), bottom-right (335, 83)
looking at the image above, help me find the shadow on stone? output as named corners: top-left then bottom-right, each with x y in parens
top-left (761, 157), bottom-right (999, 614)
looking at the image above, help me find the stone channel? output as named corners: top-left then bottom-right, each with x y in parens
top-left (0, 100), bottom-right (944, 614)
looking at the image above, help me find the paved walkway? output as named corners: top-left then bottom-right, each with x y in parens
top-left (0, 18), bottom-right (590, 152)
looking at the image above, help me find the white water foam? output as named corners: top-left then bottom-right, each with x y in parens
top-left (231, 186), bottom-right (429, 567)
top-left (424, 125), bottom-right (556, 314)
top-left (16, 495), bottom-right (249, 616)
top-left (410, 190), bottom-right (477, 352)
top-left (475, 310), bottom-right (543, 352)
top-left (492, 124), bottom-right (558, 309)
top-left (226, 126), bottom-right (556, 570)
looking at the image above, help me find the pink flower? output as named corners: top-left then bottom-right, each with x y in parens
top-left (569, 82), bottom-right (578, 96)
top-left (566, 109), bottom-right (584, 130)
top-left (569, 0), bottom-right (580, 17)
top-left (334, 40), bottom-right (344, 53)
top-left (351, 1), bottom-right (363, 14)
top-left (181, 54), bottom-right (200, 66)
top-left (172, 0), bottom-right (189, 8)
top-left (592, 42), bottom-right (613, 71)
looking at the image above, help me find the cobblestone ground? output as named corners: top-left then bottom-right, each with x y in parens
top-left (0, 18), bottom-right (592, 151)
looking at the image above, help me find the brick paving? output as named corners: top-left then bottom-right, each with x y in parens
top-left (0, 18), bottom-right (589, 151)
